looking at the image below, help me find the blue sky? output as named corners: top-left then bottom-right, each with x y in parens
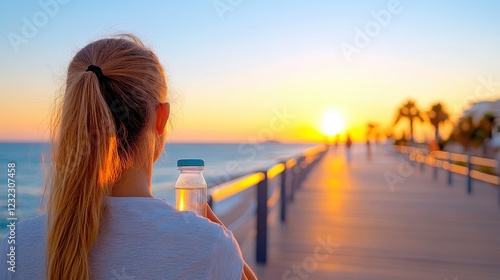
top-left (1, 0), bottom-right (500, 142)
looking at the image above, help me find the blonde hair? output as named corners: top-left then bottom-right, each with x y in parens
top-left (44, 34), bottom-right (167, 280)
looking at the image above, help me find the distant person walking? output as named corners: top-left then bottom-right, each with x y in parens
top-left (0, 34), bottom-right (257, 280)
top-left (366, 139), bottom-right (372, 161)
top-left (346, 134), bottom-right (353, 162)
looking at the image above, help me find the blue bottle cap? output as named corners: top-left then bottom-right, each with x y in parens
top-left (177, 158), bottom-right (205, 167)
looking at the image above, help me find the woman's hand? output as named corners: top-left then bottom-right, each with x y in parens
top-left (205, 204), bottom-right (258, 280)
top-left (206, 203), bottom-right (227, 230)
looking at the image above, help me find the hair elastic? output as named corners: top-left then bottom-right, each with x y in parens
top-left (86, 65), bottom-right (105, 81)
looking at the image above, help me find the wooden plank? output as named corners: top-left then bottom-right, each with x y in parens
top-left (470, 170), bottom-right (500, 185)
top-left (431, 150), bottom-right (448, 159)
top-left (450, 164), bottom-right (468, 176)
top-left (209, 172), bottom-right (264, 203)
top-left (450, 153), bottom-right (468, 162)
top-left (470, 156), bottom-right (498, 168)
top-left (267, 163), bottom-right (285, 180)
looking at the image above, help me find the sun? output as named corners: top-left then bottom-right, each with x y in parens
top-left (321, 110), bottom-right (345, 137)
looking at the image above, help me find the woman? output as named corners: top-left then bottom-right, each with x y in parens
top-left (0, 35), bottom-right (257, 280)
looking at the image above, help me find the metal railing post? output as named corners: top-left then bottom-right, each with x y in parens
top-left (447, 153), bottom-right (452, 186)
top-left (497, 159), bottom-right (500, 206)
top-left (433, 157), bottom-right (438, 180)
top-left (256, 172), bottom-right (268, 264)
top-left (297, 156), bottom-right (304, 187)
top-left (467, 156), bottom-right (472, 194)
top-left (295, 157), bottom-right (301, 189)
top-left (420, 154), bottom-right (425, 174)
top-left (280, 162), bottom-right (287, 223)
top-left (290, 163), bottom-right (297, 202)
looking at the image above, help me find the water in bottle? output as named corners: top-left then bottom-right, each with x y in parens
top-left (175, 159), bottom-right (207, 217)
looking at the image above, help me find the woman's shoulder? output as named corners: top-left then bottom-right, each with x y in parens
top-left (104, 196), bottom-right (224, 239)
top-left (14, 214), bottom-right (47, 239)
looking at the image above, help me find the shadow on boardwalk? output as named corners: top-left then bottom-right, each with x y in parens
top-left (247, 148), bottom-right (500, 280)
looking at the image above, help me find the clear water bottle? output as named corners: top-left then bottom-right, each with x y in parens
top-left (175, 159), bottom-right (207, 217)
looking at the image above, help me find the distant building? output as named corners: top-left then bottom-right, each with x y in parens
top-left (463, 100), bottom-right (500, 147)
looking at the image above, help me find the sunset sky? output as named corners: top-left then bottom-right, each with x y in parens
top-left (1, 0), bottom-right (499, 143)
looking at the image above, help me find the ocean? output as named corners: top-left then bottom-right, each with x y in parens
top-left (0, 142), bottom-right (315, 238)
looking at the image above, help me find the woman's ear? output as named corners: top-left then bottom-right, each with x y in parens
top-left (155, 102), bottom-right (170, 136)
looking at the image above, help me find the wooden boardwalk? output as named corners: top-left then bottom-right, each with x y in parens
top-left (243, 149), bottom-right (500, 280)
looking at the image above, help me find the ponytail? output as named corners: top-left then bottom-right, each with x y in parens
top-left (47, 73), bottom-right (121, 279)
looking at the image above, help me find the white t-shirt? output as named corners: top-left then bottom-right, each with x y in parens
top-left (0, 197), bottom-right (244, 280)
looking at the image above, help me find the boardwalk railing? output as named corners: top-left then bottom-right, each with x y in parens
top-left (393, 145), bottom-right (500, 204)
top-left (208, 145), bottom-right (328, 264)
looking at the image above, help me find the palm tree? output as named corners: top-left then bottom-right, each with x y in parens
top-left (451, 113), bottom-right (495, 153)
top-left (452, 116), bottom-right (474, 151)
top-left (479, 112), bottom-right (496, 140)
top-left (427, 102), bottom-right (449, 142)
top-left (395, 100), bottom-right (424, 142)
top-left (478, 113), bottom-right (496, 156)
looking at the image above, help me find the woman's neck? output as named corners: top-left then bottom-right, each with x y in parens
top-left (111, 165), bottom-right (153, 197)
